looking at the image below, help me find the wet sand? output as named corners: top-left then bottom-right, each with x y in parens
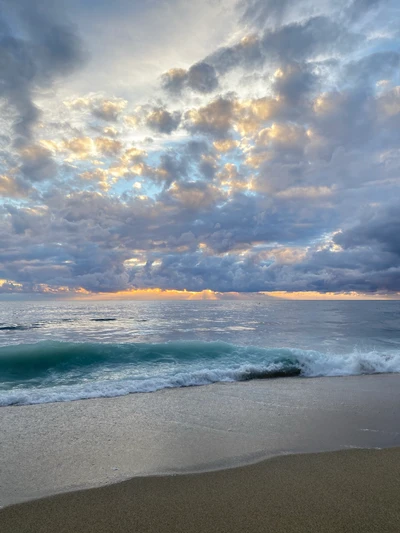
top-left (1, 447), bottom-right (400, 533)
top-left (1, 374), bottom-right (400, 508)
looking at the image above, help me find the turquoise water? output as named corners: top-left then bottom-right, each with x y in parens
top-left (0, 300), bottom-right (400, 405)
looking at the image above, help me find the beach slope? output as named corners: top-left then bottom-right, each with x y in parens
top-left (1, 447), bottom-right (400, 533)
top-left (2, 375), bottom-right (400, 507)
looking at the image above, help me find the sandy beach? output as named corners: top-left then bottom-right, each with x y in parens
top-left (2, 374), bottom-right (400, 507)
top-left (1, 447), bottom-right (400, 533)
top-left (1, 374), bottom-right (400, 531)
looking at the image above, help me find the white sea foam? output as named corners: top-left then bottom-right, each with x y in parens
top-left (1, 344), bottom-right (400, 406)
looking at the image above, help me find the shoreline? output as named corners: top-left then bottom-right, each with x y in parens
top-left (1, 374), bottom-right (400, 508)
top-left (2, 447), bottom-right (400, 533)
top-left (2, 443), bottom-right (400, 509)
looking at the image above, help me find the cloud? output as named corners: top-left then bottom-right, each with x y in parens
top-left (334, 204), bottom-right (400, 256)
top-left (65, 95), bottom-right (127, 121)
top-left (213, 139), bottom-right (239, 152)
top-left (0, 174), bottom-right (31, 197)
top-left (18, 144), bottom-right (57, 182)
top-left (94, 137), bottom-right (123, 156)
top-left (345, 0), bottom-right (388, 22)
top-left (204, 15), bottom-right (361, 76)
top-left (343, 51), bottom-right (400, 87)
top-left (157, 9), bottom-right (363, 115)
top-left (239, 0), bottom-right (305, 29)
top-left (161, 68), bottom-right (187, 94)
top-left (92, 99), bottom-right (127, 122)
top-left (1, 0), bottom-right (400, 297)
top-left (161, 62), bottom-right (218, 94)
top-left (164, 181), bottom-right (224, 210)
top-left (272, 62), bottom-right (317, 104)
top-left (185, 97), bottom-right (235, 137)
top-left (0, 169), bottom-right (398, 294)
top-left (238, 0), bottom-right (387, 30)
top-left (63, 137), bottom-right (94, 159)
top-left (378, 86), bottom-right (400, 118)
top-left (0, 0), bottom-right (83, 142)
top-left (79, 168), bottom-right (111, 191)
top-left (145, 107), bottom-right (181, 134)
top-left (187, 62), bottom-right (219, 93)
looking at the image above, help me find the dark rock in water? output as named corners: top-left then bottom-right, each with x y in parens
top-left (0, 324), bottom-right (41, 331)
top-left (91, 318), bottom-right (117, 322)
top-left (241, 367), bottom-right (301, 381)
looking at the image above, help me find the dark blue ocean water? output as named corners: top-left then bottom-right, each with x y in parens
top-left (0, 300), bottom-right (399, 405)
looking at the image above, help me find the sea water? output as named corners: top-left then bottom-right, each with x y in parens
top-left (0, 299), bottom-right (399, 405)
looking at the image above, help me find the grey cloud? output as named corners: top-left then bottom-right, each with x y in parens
top-left (68, 244), bottom-right (130, 292)
top-left (157, 151), bottom-right (190, 186)
top-left (66, 96), bottom-right (127, 122)
top-left (205, 16), bottom-right (361, 75)
top-left (310, 89), bottom-right (376, 157)
top-left (239, 0), bottom-right (387, 29)
top-left (0, 179), bottom-right (337, 292)
top-left (145, 108), bottom-right (181, 134)
top-left (258, 15), bottom-right (361, 63)
top-left (1, 0), bottom-right (399, 297)
top-left (169, 140), bottom-right (216, 181)
top-left (0, 0), bottom-right (84, 142)
top-left (161, 62), bottom-right (218, 95)
top-left (19, 144), bottom-right (57, 182)
top-left (126, 140), bottom-right (215, 188)
top-left (345, 0), bottom-right (388, 22)
top-left (272, 62), bottom-right (318, 104)
top-left (162, 12), bottom-right (361, 96)
top-left (267, 202), bottom-right (400, 294)
top-left (187, 62), bottom-right (219, 93)
top-left (239, 0), bottom-right (302, 29)
top-left (161, 181), bottom-right (224, 211)
top-left (5, 204), bottom-right (47, 236)
top-left (343, 51), bottom-right (400, 87)
top-left (184, 97), bottom-right (235, 138)
top-left (0, 174), bottom-right (32, 198)
top-left (198, 157), bottom-right (218, 181)
top-left (92, 102), bottom-right (126, 122)
top-left (184, 140), bottom-right (211, 158)
top-left (154, 144), bottom-right (216, 185)
top-left (129, 203), bottom-right (400, 292)
top-left (161, 68), bottom-right (187, 94)
top-left (1, 176), bottom-right (399, 294)
top-left (334, 204), bottom-right (400, 256)
top-left (183, 140), bottom-right (218, 180)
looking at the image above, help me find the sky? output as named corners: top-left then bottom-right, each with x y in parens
top-left (0, 0), bottom-right (399, 300)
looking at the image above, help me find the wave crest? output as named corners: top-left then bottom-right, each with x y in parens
top-left (0, 340), bottom-right (399, 406)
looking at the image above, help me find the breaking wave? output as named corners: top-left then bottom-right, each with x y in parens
top-left (0, 340), bottom-right (399, 406)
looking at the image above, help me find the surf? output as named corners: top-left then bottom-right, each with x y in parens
top-left (0, 340), bottom-right (399, 406)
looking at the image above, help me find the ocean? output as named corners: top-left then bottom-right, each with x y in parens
top-left (1, 300), bottom-right (400, 406)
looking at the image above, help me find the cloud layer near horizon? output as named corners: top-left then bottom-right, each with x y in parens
top-left (0, 0), bottom-right (399, 298)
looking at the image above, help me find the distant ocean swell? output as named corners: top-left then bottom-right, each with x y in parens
top-left (1, 341), bottom-right (399, 406)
